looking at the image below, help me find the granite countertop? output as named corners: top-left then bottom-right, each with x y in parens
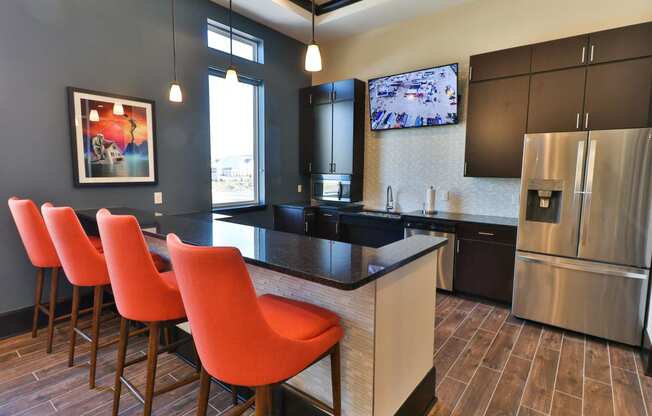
top-left (401, 210), bottom-right (519, 227)
top-left (76, 208), bottom-right (446, 291)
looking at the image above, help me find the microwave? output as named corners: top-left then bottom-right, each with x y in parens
top-left (311, 174), bottom-right (352, 202)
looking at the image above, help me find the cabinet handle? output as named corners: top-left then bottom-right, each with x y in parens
top-left (333, 90), bottom-right (337, 101)
top-left (332, 163), bottom-right (336, 172)
top-left (464, 162), bottom-right (468, 176)
top-left (590, 45), bottom-right (595, 62)
top-left (581, 46), bottom-right (586, 63)
top-left (308, 162), bottom-right (312, 172)
top-left (335, 221), bottom-right (339, 235)
top-left (456, 240), bottom-right (460, 253)
top-left (469, 66), bottom-right (473, 81)
top-left (322, 213), bottom-right (333, 217)
top-left (309, 94), bottom-right (312, 105)
top-left (478, 231), bottom-right (495, 237)
top-left (576, 113), bottom-right (580, 129)
top-left (584, 113), bottom-right (590, 129)
top-left (305, 221), bottom-right (308, 234)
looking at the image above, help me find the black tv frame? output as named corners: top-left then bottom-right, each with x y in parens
top-left (367, 62), bottom-right (460, 132)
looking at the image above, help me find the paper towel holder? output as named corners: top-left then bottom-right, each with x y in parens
top-left (423, 186), bottom-right (437, 215)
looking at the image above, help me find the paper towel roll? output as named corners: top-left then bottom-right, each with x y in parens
top-left (425, 186), bottom-right (436, 214)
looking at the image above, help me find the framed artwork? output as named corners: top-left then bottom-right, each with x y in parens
top-left (67, 87), bottom-right (158, 186)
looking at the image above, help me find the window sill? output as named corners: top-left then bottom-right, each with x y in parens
top-left (212, 204), bottom-right (267, 215)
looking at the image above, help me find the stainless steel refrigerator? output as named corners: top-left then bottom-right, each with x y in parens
top-left (513, 128), bottom-right (652, 346)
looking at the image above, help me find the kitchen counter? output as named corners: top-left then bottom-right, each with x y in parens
top-left (76, 207), bottom-right (444, 416)
top-left (76, 208), bottom-right (446, 291)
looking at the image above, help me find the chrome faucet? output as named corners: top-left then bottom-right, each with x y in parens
top-left (386, 185), bottom-right (394, 212)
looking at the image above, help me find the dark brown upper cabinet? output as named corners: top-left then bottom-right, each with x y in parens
top-left (589, 21), bottom-right (652, 64)
top-left (531, 35), bottom-right (589, 72)
top-left (298, 79), bottom-right (366, 176)
top-left (527, 67), bottom-right (587, 133)
top-left (469, 45), bottom-right (531, 81)
top-left (584, 57), bottom-right (652, 130)
top-left (465, 75), bottom-right (530, 178)
top-left (299, 87), bottom-right (314, 174)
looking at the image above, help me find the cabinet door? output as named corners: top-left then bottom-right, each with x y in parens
top-left (315, 212), bottom-right (339, 241)
top-left (465, 75), bottom-right (530, 178)
top-left (312, 103), bottom-right (333, 173)
top-left (333, 79), bottom-right (355, 102)
top-left (332, 100), bottom-right (354, 174)
top-left (274, 207), bottom-right (306, 235)
top-left (470, 45), bottom-right (531, 82)
top-left (312, 83), bottom-right (333, 104)
top-left (589, 22), bottom-right (652, 64)
top-left (584, 57), bottom-right (652, 130)
top-left (299, 88), bottom-right (314, 174)
top-left (527, 67), bottom-right (587, 133)
top-left (531, 35), bottom-right (589, 72)
top-left (455, 239), bottom-right (516, 303)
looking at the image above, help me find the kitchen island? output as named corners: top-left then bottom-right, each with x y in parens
top-left (77, 208), bottom-right (447, 416)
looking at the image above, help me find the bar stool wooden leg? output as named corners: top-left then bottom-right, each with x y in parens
top-left (32, 268), bottom-right (44, 338)
top-left (68, 285), bottom-right (80, 367)
top-left (46, 267), bottom-right (59, 353)
top-left (330, 344), bottom-right (342, 416)
top-left (89, 285), bottom-right (103, 388)
top-left (197, 367), bottom-right (211, 416)
top-left (231, 385), bottom-right (238, 406)
top-left (143, 322), bottom-right (160, 416)
top-left (255, 386), bottom-right (271, 416)
top-left (112, 317), bottom-right (129, 416)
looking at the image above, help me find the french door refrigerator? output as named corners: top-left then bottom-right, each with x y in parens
top-left (513, 128), bottom-right (652, 346)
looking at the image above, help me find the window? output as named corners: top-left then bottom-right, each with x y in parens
top-left (207, 19), bottom-right (263, 63)
top-left (209, 72), bottom-right (261, 207)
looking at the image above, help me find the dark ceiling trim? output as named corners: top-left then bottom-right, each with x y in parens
top-left (289, 0), bottom-right (364, 16)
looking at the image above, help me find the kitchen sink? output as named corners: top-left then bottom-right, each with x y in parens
top-left (358, 211), bottom-right (402, 220)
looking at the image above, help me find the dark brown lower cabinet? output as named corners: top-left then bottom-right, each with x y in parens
top-left (273, 206), bottom-right (315, 235)
top-left (455, 238), bottom-right (516, 303)
top-left (314, 211), bottom-right (340, 241)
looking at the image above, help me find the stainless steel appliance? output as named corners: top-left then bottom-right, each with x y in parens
top-left (311, 174), bottom-right (352, 202)
top-left (405, 219), bottom-right (455, 291)
top-left (513, 128), bottom-right (652, 346)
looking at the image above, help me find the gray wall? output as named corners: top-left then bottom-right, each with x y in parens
top-left (0, 0), bottom-right (311, 314)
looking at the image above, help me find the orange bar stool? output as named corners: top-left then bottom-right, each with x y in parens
top-left (96, 209), bottom-right (200, 416)
top-left (167, 234), bottom-right (344, 416)
top-left (7, 197), bottom-right (102, 353)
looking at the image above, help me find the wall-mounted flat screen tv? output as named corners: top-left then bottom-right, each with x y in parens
top-left (369, 63), bottom-right (459, 131)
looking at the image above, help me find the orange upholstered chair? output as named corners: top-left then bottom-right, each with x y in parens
top-left (166, 233), bottom-right (343, 416)
top-left (7, 197), bottom-right (102, 352)
top-left (96, 209), bottom-right (199, 416)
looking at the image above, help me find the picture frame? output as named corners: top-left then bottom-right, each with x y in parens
top-left (67, 87), bottom-right (158, 187)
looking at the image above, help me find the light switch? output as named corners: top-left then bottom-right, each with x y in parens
top-left (154, 192), bottom-right (163, 205)
top-left (297, 184), bottom-right (303, 193)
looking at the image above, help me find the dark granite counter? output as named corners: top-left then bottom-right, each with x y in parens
top-left (402, 210), bottom-right (518, 227)
top-left (76, 208), bottom-right (446, 291)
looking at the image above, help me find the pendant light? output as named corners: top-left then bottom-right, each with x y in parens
top-left (89, 109), bottom-right (100, 122)
top-left (304, 0), bottom-right (322, 72)
top-left (225, 0), bottom-right (239, 84)
top-left (112, 103), bottom-right (124, 116)
top-left (168, 0), bottom-right (183, 103)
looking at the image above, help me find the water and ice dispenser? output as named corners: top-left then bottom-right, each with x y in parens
top-left (524, 179), bottom-right (563, 223)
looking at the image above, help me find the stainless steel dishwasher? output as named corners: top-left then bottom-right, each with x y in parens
top-left (404, 219), bottom-right (455, 291)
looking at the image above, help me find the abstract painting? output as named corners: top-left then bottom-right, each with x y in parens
top-left (68, 87), bottom-right (157, 186)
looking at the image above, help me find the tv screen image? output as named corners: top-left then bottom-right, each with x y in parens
top-left (369, 63), bottom-right (459, 131)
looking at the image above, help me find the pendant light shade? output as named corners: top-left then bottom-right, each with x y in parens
top-left (89, 109), bottom-right (100, 122)
top-left (226, 0), bottom-right (239, 84)
top-left (169, 82), bottom-right (183, 103)
top-left (112, 103), bottom-right (124, 116)
top-left (305, 0), bottom-right (322, 72)
top-left (168, 0), bottom-right (183, 103)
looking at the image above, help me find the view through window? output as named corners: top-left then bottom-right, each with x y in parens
top-left (207, 21), bottom-right (260, 62)
top-left (209, 74), bottom-right (259, 206)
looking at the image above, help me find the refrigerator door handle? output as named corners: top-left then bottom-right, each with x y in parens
top-left (573, 140), bottom-right (586, 195)
top-left (579, 140), bottom-right (597, 246)
top-left (516, 253), bottom-right (649, 280)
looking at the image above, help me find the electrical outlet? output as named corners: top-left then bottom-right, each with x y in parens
top-left (297, 184), bottom-right (303, 193)
top-left (154, 192), bottom-right (163, 205)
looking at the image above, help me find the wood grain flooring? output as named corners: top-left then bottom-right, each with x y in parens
top-left (430, 293), bottom-right (652, 416)
top-left (1, 293), bottom-right (651, 416)
top-left (0, 314), bottom-right (247, 416)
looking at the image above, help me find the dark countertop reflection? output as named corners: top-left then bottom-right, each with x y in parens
top-left (402, 210), bottom-right (518, 227)
top-left (77, 208), bottom-right (446, 291)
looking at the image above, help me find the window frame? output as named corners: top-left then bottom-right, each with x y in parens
top-left (207, 19), bottom-right (264, 64)
top-left (208, 69), bottom-right (263, 209)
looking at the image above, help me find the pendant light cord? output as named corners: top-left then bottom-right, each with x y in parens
top-left (311, 0), bottom-right (315, 43)
top-left (171, 0), bottom-right (177, 82)
top-left (229, 0), bottom-right (233, 66)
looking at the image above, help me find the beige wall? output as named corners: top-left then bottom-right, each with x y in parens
top-left (314, 0), bottom-right (652, 217)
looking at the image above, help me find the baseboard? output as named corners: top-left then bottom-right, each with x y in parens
top-left (395, 366), bottom-right (437, 416)
top-left (0, 292), bottom-right (95, 340)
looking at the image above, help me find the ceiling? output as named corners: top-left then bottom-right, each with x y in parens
top-left (210, 0), bottom-right (470, 43)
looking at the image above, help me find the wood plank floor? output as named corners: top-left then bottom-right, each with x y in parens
top-left (430, 293), bottom-right (652, 416)
top-left (0, 314), bottom-right (248, 416)
top-left (1, 293), bottom-right (651, 416)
